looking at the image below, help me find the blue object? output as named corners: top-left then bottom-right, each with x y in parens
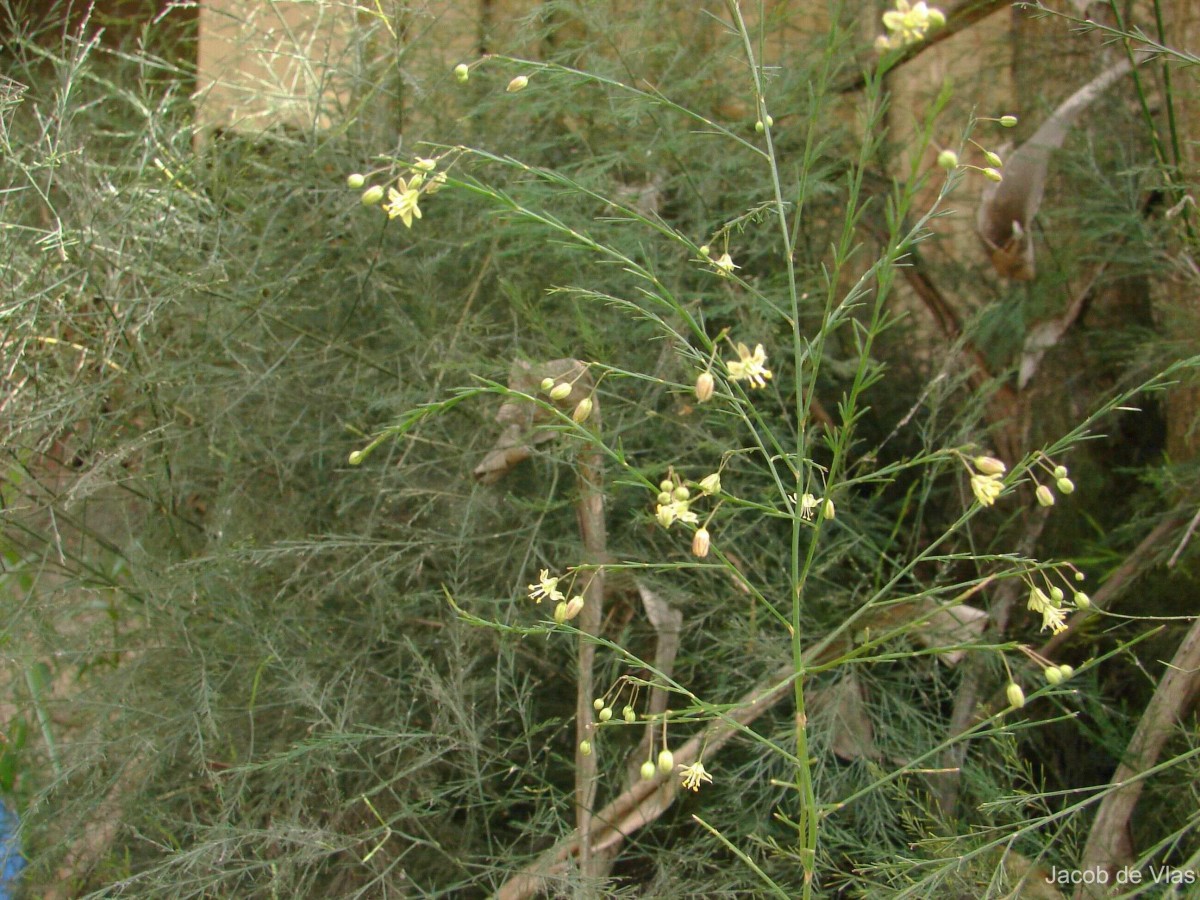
top-left (0, 802), bottom-right (23, 899)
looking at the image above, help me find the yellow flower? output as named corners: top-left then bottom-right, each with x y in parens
top-left (678, 760), bottom-right (713, 792)
top-left (970, 473), bottom-right (1003, 507)
top-left (726, 343), bottom-right (772, 389)
top-left (881, 0), bottom-right (944, 47)
top-left (383, 178), bottom-right (423, 228)
top-left (527, 569), bottom-right (564, 604)
top-left (712, 252), bottom-right (739, 276)
top-left (656, 499), bottom-right (698, 529)
top-left (1027, 585), bottom-right (1068, 634)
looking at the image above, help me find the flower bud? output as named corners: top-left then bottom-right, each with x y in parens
top-left (822, 498), bottom-right (836, 520)
top-left (692, 527), bottom-right (711, 558)
top-left (698, 473), bottom-right (721, 495)
top-left (1075, 570), bottom-right (1086, 582)
top-left (1036, 484), bottom-right (1055, 507)
top-left (1050, 586), bottom-right (1064, 603)
top-left (1044, 666), bottom-right (1064, 685)
top-left (360, 184), bottom-right (385, 206)
top-left (593, 698), bottom-right (605, 711)
top-left (1056, 477), bottom-right (1075, 495)
top-left (622, 706), bottom-right (637, 723)
top-left (999, 115), bottom-right (1018, 127)
top-left (506, 75), bottom-right (529, 93)
top-left (562, 595), bottom-right (584, 621)
top-left (540, 377), bottom-right (555, 393)
top-left (656, 491), bottom-right (672, 506)
top-left (937, 149), bottom-right (959, 170)
top-left (974, 456), bottom-right (1006, 476)
top-left (348, 450), bottom-right (365, 466)
top-left (1053, 465), bottom-right (1068, 479)
top-left (699, 245), bottom-right (711, 257)
top-left (657, 748), bottom-right (675, 774)
top-left (579, 739), bottom-right (592, 756)
top-left (982, 167), bottom-right (1003, 183)
top-left (695, 371), bottom-right (715, 402)
top-left (640, 760), bottom-right (657, 781)
top-left (1006, 682), bottom-right (1026, 709)
top-left (672, 485), bottom-right (690, 502)
top-left (1059, 664), bottom-right (1074, 679)
top-left (549, 382), bottom-right (572, 401)
top-left (553, 601), bottom-right (569, 624)
top-left (572, 396), bottom-right (594, 423)
top-left (755, 120), bottom-right (765, 134)
top-left (414, 158), bottom-right (437, 172)
top-left (598, 706), bottom-right (613, 723)
top-left (454, 63), bottom-right (470, 83)
top-left (346, 172), bottom-right (366, 189)
top-left (1073, 591), bottom-right (1090, 610)
top-left (983, 150), bottom-right (1003, 168)
top-left (659, 479), bottom-right (674, 492)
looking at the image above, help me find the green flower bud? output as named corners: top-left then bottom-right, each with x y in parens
top-left (1074, 591), bottom-right (1090, 609)
top-left (640, 760), bottom-right (657, 781)
top-left (1044, 666), bottom-right (1064, 685)
top-left (1075, 571), bottom-right (1086, 582)
top-left (984, 150), bottom-right (1003, 168)
top-left (553, 601), bottom-right (569, 624)
top-left (540, 377), bottom-right (555, 393)
top-left (549, 382), bottom-right (572, 401)
top-left (999, 115), bottom-right (1018, 127)
top-left (454, 63), bottom-right (470, 83)
top-left (1036, 484), bottom-right (1055, 507)
top-left (657, 748), bottom-right (675, 774)
top-left (598, 706), bottom-right (613, 723)
top-left (1053, 465), bottom-right (1068, 479)
top-left (699, 245), bottom-right (711, 257)
top-left (974, 455), bottom-right (1006, 476)
top-left (691, 527), bottom-right (711, 559)
top-left (360, 184), bottom-right (385, 206)
top-left (982, 167), bottom-right (1003, 183)
top-left (506, 75), bottom-right (529, 93)
top-left (672, 485), bottom-right (690, 502)
top-left (348, 450), bottom-right (365, 466)
top-left (622, 706), bottom-right (637, 723)
top-left (937, 149), bottom-right (959, 170)
top-left (1006, 682), bottom-right (1026, 709)
top-left (698, 473), bottom-right (721, 495)
top-left (695, 371), bottom-right (715, 403)
top-left (579, 739), bottom-right (592, 756)
top-left (1059, 664), bottom-right (1074, 679)
top-left (659, 479), bottom-right (674, 492)
top-left (823, 498), bottom-right (836, 520)
top-left (1056, 477), bottom-right (1075, 495)
top-left (1050, 586), bottom-right (1064, 603)
top-left (593, 698), bottom-right (605, 711)
top-left (346, 172), bottom-right (366, 189)
top-left (572, 396), bottom-right (594, 423)
top-left (657, 491), bottom-right (672, 506)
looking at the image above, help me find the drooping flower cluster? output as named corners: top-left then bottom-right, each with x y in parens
top-left (527, 568), bottom-right (585, 623)
top-left (875, 0), bottom-right (946, 51)
top-left (964, 453), bottom-right (1006, 507)
top-left (352, 155), bottom-right (451, 230)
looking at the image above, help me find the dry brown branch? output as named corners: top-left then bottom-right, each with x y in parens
top-left (1074, 613), bottom-right (1200, 897)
